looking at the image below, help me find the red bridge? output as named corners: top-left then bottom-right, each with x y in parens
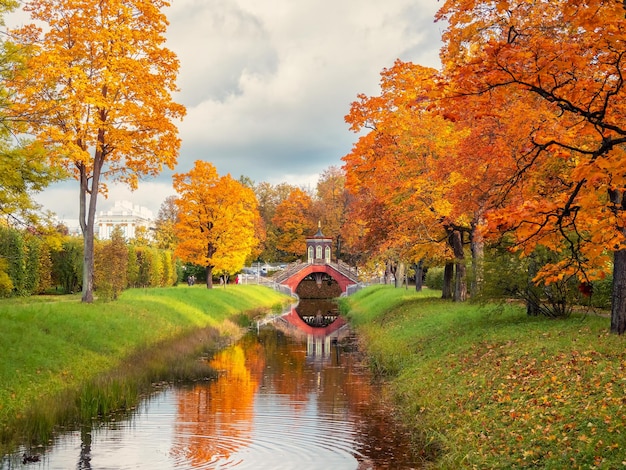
top-left (273, 260), bottom-right (359, 296)
top-left (271, 226), bottom-right (360, 297)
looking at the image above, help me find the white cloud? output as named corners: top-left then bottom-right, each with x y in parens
top-left (15, 0), bottom-right (444, 221)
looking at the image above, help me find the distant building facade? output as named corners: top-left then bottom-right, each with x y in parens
top-left (96, 200), bottom-right (154, 240)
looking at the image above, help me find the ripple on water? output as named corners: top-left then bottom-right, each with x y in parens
top-left (169, 392), bottom-right (363, 469)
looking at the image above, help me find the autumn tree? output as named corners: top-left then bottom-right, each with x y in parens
top-left (438, 0), bottom-right (626, 331)
top-left (343, 61), bottom-right (469, 297)
top-left (8, 0), bottom-right (185, 302)
top-left (236, 177), bottom-right (265, 264)
top-left (272, 187), bottom-right (315, 261)
top-left (254, 182), bottom-right (295, 262)
top-left (440, 83), bottom-right (582, 311)
top-left (314, 166), bottom-right (350, 259)
top-left (174, 161), bottom-right (259, 288)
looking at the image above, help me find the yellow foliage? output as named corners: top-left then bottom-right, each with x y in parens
top-left (173, 161), bottom-right (260, 277)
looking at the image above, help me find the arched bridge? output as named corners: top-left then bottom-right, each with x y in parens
top-left (273, 260), bottom-right (359, 296)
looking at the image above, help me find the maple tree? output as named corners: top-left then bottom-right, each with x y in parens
top-left (438, 0), bottom-right (626, 332)
top-left (343, 61), bottom-right (472, 297)
top-left (7, 0), bottom-right (185, 302)
top-left (173, 161), bottom-right (259, 288)
top-left (313, 166), bottom-right (350, 259)
top-left (236, 176), bottom-right (266, 265)
top-left (271, 187), bottom-right (316, 261)
top-left (253, 181), bottom-right (295, 262)
top-left (437, 82), bottom-right (571, 306)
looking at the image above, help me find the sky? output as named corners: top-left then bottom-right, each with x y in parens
top-left (10, 0), bottom-right (445, 221)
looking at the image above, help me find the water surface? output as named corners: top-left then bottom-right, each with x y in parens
top-left (5, 307), bottom-right (421, 469)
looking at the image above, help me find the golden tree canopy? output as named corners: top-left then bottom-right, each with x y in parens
top-left (9, 0), bottom-right (186, 187)
top-left (174, 161), bottom-right (259, 285)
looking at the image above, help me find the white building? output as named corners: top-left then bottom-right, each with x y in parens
top-left (96, 200), bottom-right (154, 240)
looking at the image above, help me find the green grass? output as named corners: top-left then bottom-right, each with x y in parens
top-left (341, 285), bottom-right (626, 469)
top-left (0, 285), bottom-right (289, 450)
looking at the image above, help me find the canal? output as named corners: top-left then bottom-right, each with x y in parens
top-left (4, 300), bottom-right (421, 469)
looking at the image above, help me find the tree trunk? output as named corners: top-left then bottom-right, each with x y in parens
top-left (526, 252), bottom-right (540, 316)
top-left (414, 259), bottom-right (424, 292)
top-left (452, 229), bottom-right (467, 302)
top-left (442, 262), bottom-right (454, 299)
top-left (470, 220), bottom-right (484, 298)
top-left (81, 224), bottom-right (95, 302)
top-left (394, 262), bottom-right (405, 288)
top-left (206, 265), bottom-right (214, 289)
top-left (611, 247), bottom-right (626, 334)
top-left (79, 159), bottom-right (101, 303)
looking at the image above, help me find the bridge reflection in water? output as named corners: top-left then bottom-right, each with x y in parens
top-left (276, 299), bottom-right (350, 362)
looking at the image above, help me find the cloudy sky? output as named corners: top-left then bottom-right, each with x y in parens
top-left (14, 0), bottom-right (445, 221)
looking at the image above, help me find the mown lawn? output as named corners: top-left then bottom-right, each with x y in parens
top-left (342, 285), bottom-right (626, 469)
top-left (0, 285), bottom-right (288, 448)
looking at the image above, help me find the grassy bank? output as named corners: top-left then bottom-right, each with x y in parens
top-left (342, 285), bottom-right (626, 469)
top-left (0, 285), bottom-right (288, 450)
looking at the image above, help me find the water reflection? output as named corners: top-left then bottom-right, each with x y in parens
top-left (171, 344), bottom-right (259, 467)
top-left (295, 298), bottom-right (340, 328)
top-left (4, 301), bottom-right (421, 469)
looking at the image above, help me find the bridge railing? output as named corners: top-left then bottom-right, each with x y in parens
top-left (273, 282), bottom-right (298, 300)
top-left (343, 283), bottom-right (367, 297)
top-left (272, 260), bottom-right (305, 284)
top-left (326, 261), bottom-right (359, 283)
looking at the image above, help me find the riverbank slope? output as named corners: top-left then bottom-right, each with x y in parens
top-left (0, 285), bottom-right (288, 449)
top-left (342, 285), bottom-right (625, 469)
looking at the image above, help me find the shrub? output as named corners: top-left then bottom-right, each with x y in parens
top-left (0, 226), bottom-right (25, 295)
top-left (0, 258), bottom-right (13, 297)
top-left (477, 244), bottom-right (600, 317)
top-left (425, 266), bottom-right (444, 290)
top-left (51, 237), bottom-right (83, 294)
top-left (94, 227), bottom-right (128, 301)
top-left (590, 276), bottom-right (612, 310)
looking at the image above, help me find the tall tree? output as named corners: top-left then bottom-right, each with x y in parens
top-left (315, 166), bottom-right (349, 259)
top-left (438, 0), bottom-right (626, 331)
top-left (272, 187), bottom-right (315, 261)
top-left (254, 181), bottom-right (295, 262)
top-left (8, 0), bottom-right (185, 302)
top-left (343, 61), bottom-right (467, 296)
top-left (173, 161), bottom-right (259, 288)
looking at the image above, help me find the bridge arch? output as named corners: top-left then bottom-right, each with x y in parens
top-left (278, 262), bottom-right (358, 295)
